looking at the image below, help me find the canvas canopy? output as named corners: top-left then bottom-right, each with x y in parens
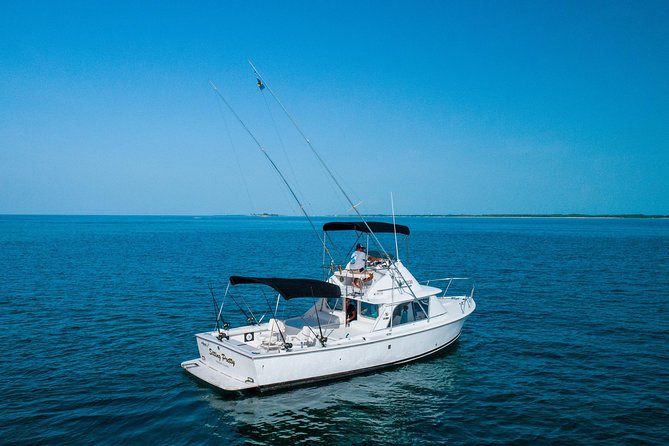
top-left (322, 221), bottom-right (410, 236)
top-left (229, 276), bottom-right (342, 300)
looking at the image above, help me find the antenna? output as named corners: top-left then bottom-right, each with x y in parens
top-left (391, 192), bottom-right (400, 261)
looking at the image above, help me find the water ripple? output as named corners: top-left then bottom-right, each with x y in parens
top-left (1, 216), bottom-right (668, 444)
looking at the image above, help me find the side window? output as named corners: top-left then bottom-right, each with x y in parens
top-left (391, 303), bottom-right (414, 326)
top-left (360, 301), bottom-right (379, 319)
top-left (412, 298), bottom-right (429, 321)
top-left (326, 297), bottom-right (342, 311)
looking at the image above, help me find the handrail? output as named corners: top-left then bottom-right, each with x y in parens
top-left (421, 277), bottom-right (474, 299)
top-left (422, 277), bottom-right (470, 285)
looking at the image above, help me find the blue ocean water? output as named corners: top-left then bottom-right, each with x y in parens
top-left (1, 215), bottom-right (668, 445)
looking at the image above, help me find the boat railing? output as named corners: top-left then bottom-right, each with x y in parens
top-left (422, 277), bottom-right (474, 299)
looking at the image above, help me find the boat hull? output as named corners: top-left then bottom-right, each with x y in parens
top-left (181, 301), bottom-right (473, 392)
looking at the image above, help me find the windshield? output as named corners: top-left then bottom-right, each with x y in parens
top-left (360, 301), bottom-right (379, 319)
top-left (326, 297), bottom-right (343, 311)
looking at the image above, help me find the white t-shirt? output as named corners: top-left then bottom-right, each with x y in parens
top-left (349, 250), bottom-right (367, 270)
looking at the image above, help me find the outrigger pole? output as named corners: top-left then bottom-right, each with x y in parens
top-left (249, 62), bottom-right (419, 297)
top-left (209, 81), bottom-right (334, 264)
top-left (250, 61), bottom-right (392, 258)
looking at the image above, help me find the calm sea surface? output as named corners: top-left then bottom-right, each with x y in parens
top-left (1, 216), bottom-right (668, 445)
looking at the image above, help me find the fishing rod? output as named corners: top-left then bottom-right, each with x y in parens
top-left (312, 298), bottom-right (327, 347)
top-left (249, 62), bottom-right (419, 299)
top-left (258, 289), bottom-right (291, 347)
top-left (225, 288), bottom-right (258, 324)
top-left (208, 282), bottom-right (222, 334)
top-left (249, 61), bottom-right (392, 258)
top-left (208, 81), bottom-right (335, 265)
top-left (298, 314), bottom-right (328, 347)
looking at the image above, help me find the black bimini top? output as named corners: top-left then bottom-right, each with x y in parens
top-left (229, 276), bottom-right (341, 300)
top-left (322, 221), bottom-right (410, 236)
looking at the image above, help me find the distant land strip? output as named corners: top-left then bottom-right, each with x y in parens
top-left (252, 213), bottom-right (669, 218)
top-left (359, 214), bottom-right (669, 219)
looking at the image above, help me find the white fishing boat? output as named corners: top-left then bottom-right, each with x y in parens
top-left (181, 64), bottom-right (476, 392)
top-left (181, 221), bottom-right (475, 392)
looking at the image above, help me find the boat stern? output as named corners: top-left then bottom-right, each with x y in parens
top-left (181, 332), bottom-right (260, 391)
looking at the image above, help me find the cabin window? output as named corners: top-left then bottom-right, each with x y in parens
top-left (360, 301), bottom-right (379, 319)
top-left (391, 298), bottom-right (429, 326)
top-left (413, 298), bottom-right (429, 320)
top-left (326, 297), bottom-right (343, 311)
top-left (391, 303), bottom-right (413, 326)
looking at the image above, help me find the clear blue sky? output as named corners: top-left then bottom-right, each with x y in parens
top-left (1, 1), bottom-right (668, 215)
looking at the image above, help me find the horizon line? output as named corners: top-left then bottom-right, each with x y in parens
top-left (1, 213), bottom-right (668, 219)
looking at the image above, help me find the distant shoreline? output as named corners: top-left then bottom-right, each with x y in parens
top-left (2, 213), bottom-right (668, 219)
top-left (363, 214), bottom-right (669, 219)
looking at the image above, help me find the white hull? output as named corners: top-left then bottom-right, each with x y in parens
top-left (182, 295), bottom-right (475, 392)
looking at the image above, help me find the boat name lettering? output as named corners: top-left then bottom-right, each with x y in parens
top-left (208, 348), bottom-right (236, 366)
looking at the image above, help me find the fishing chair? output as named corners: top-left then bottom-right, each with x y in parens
top-left (259, 318), bottom-right (286, 349)
top-left (294, 325), bottom-right (317, 347)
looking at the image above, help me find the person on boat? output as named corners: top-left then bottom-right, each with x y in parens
top-left (349, 244), bottom-right (382, 271)
top-left (350, 244), bottom-right (379, 288)
top-left (349, 244), bottom-right (368, 272)
top-left (352, 274), bottom-right (374, 290)
top-left (346, 298), bottom-right (357, 325)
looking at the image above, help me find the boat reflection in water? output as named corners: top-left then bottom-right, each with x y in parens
top-left (203, 345), bottom-right (466, 444)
